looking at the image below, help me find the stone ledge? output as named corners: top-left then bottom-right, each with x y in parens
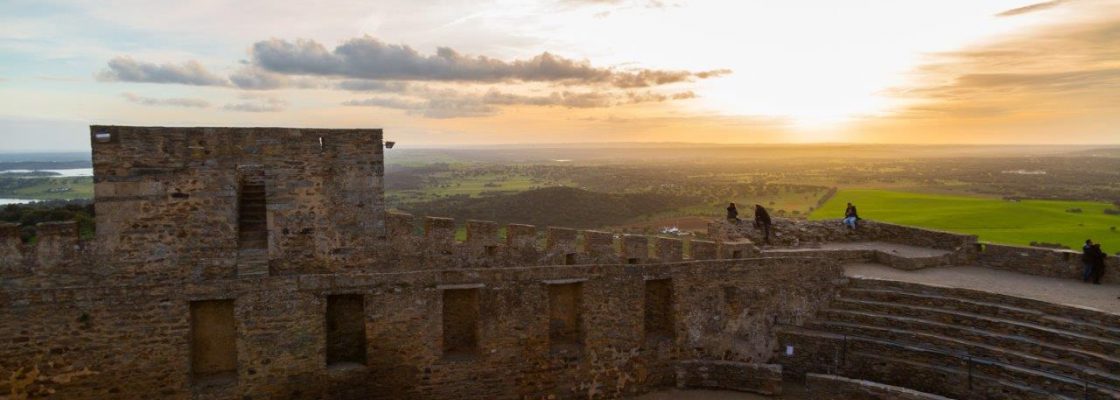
top-left (806, 373), bottom-right (954, 400)
top-left (674, 360), bottom-right (782, 395)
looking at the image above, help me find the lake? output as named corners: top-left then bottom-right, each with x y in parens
top-left (0, 199), bottom-right (37, 205)
top-left (0, 168), bottom-right (93, 177)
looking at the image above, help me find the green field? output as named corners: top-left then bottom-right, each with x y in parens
top-left (3, 177), bottom-right (94, 200)
top-left (811, 189), bottom-right (1120, 249)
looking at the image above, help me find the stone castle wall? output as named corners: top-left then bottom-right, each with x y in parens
top-left (0, 125), bottom-right (1111, 399)
top-left (0, 256), bottom-right (842, 399)
top-left (90, 126), bottom-right (388, 280)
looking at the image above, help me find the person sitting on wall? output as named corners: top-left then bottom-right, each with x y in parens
top-left (1083, 239), bottom-right (1097, 283)
top-left (754, 204), bottom-right (772, 245)
top-left (727, 202), bottom-right (740, 224)
top-left (843, 202), bottom-right (860, 230)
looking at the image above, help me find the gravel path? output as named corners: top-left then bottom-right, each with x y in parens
top-left (846, 263), bottom-right (1120, 315)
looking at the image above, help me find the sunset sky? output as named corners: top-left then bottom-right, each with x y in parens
top-left (1, 0), bottom-right (1117, 151)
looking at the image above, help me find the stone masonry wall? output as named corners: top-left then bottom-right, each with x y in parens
top-left (0, 257), bottom-right (842, 400)
top-left (976, 242), bottom-right (1119, 284)
top-left (89, 126), bottom-right (388, 281)
top-left (711, 218), bottom-right (976, 253)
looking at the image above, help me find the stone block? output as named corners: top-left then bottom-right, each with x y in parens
top-left (621, 235), bottom-right (649, 264)
top-left (689, 240), bottom-right (718, 260)
top-left (655, 237), bottom-right (683, 262)
top-left (581, 230), bottom-right (616, 264)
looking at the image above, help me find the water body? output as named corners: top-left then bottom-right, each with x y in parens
top-left (0, 168), bottom-right (93, 177)
top-left (0, 199), bottom-right (37, 205)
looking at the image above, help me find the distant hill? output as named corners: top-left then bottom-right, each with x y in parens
top-left (399, 186), bottom-right (694, 228)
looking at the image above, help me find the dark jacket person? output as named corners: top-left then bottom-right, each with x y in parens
top-left (1090, 244), bottom-right (1107, 284)
top-left (754, 204), bottom-right (772, 244)
top-left (727, 203), bottom-right (739, 222)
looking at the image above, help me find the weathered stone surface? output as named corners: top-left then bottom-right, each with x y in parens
top-left (674, 360), bottom-right (783, 395)
top-left (805, 373), bottom-right (953, 400)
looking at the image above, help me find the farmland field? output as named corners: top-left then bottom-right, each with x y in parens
top-left (811, 189), bottom-right (1120, 249)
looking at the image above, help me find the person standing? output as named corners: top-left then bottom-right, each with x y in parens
top-left (754, 204), bottom-right (772, 244)
top-left (843, 202), bottom-right (860, 230)
top-left (1083, 239), bottom-right (1096, 283)
top-left (1090, 243), bottom-right (1107, 285)
top-left (727, 202), bottom-right (740, 223)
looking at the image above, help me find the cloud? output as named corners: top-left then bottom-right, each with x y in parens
top-left (870, 11), bottom-right (1120, 142)
top-left (97, 56), bottom-right (229, 86)
top-left (223, 96), bottom-right (287, 112)
top-left (343, 96), bottom-right (494, 118)
top-left (995, 0), bottom-right (1071, 17)
top-left (249, 36), bottom-right (727, 88)
top-left (343, 87), bottom-right (695, 118)
top-left (121, 92), bottom-right (210, 108)
top-left (336, 80), bottom-right (411, 92)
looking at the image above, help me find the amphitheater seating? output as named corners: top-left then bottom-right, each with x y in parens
top-left (777, 278), bottom-right (1120, 400)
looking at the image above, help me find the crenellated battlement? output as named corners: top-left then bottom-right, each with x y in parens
top-left (384, 212), bottom-right (759, 271)
top-left (0, 221), bottom-right (95, 285)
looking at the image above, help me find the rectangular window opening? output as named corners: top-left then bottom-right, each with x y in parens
top-left (238, 177), bottom-right (267, 250)
top-left (564, 253), bottom-right (577, 265)
top-left (484, 245), bottom-right (498, 257)
top-left (644, 279), bottom-right (674, 341)
top-left (442, 289), bottom-right (480, 359)
top-left (190, 300), bottom-right (237, 384)
top-left (548, 282), bottom-right (583, 354)
top-left (326, 294), bottom-right (367, 367)
top-left (627, 257), bottom-right (640, 264)
top-left (731, 250), bottom-right (743, 259)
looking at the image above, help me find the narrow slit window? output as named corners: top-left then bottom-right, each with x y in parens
top-left (238, 179), bottom-right (267, 250)
top-left (326, 294), bottom-right (367, 366)
top-left (644, 279), bottom-right (674, 340)
top-left (442, 288), bottom-right (480, 359)
top-left (190, 300), bottom-right (237, 383)
top-left (548, 282), bottom-right (583, 354)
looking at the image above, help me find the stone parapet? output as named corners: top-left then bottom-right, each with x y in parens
top-left (976, 242), bottom-right (1119, 284)
top-left (385, 212), bottom-right (733, 271)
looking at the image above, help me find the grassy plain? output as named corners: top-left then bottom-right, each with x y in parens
top-left (5, 177), bottom-right (93, 200)
top-left (811, 189), bottom-right (1120, 249)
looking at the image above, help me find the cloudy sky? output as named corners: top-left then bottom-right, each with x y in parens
top-left (1, 0), bottom-right (1117, 151)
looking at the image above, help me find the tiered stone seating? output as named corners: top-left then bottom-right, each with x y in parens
top-left (777, 278), bottom-right (1120, 400)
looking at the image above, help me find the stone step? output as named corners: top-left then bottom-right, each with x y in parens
top-left (844, 350), bottom-right (1084, 400)
top-left (806, 316), bottom-right (1120, 388)
top-left (776, 326), bottom-right (1117, 399)
top-left (817, 308), bottom-right (1120, 374)
top-left (841, 287), bottom-right (1120, 342)
top-left (848, 278), bottom-right (1120, 327)
top-left (831, 297), bottom-right (1120, 358)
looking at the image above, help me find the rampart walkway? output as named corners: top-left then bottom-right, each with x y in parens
top-left (846, 262), bottom-right (1120, 315)
top-left (763, 241), bottom-right (952, 258)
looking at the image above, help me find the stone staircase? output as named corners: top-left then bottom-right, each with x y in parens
top-left (777, 278), bottom-right (1120, 400)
